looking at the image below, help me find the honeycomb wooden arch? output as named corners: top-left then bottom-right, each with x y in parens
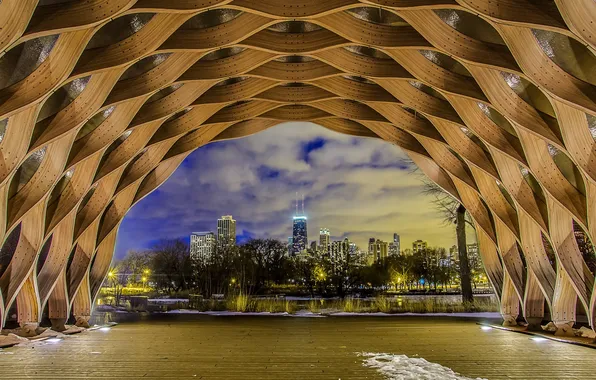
top-left (0, 0), bottom-right (595, 333)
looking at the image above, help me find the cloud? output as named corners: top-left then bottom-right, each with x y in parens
top-left (115, 122), bottom-right (462, 259)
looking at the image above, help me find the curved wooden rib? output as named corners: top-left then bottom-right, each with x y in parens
top-left (0, 0), bottom-right (593, 333)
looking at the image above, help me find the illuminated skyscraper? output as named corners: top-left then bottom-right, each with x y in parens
top-left (389, 233), bottom-right (401, 256)
top-left (319, 228), bottom-right (330, 254)
top-left (292, 216), bottom-right (308, 255)
top-left (368, 239), bottom-right (388, 263)
top-left (217, 215), bottom-right (236, 249)
top-left (292, 194), bottom-right (308, 255)
top-left (412, 239), bottom-right (427, 253)
top-left (190, 232), bottom-right (216, 262)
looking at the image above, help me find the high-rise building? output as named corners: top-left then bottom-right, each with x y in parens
top-left (412, 239), bottom-right (427, 253)
top-left (449, 245), bottom-right (459, 268)
top-left (217, 215), bottom-right (236, 249)
top-left (349, 242), bottom-right (358, 256)
top-left (310, 241), bottom-right (317, 253)
top-left (330, 238), bottom-right (351, 271)
top-left (389, 233), bottom-right (401, 256)
top-left (292, 194), bottom-right (308, 255)
top-left (467, 243), bottom-right (481, 271)
top-left (292, 216), bottom-right (308, 254)
top-left (368, 239), bottom-right (388, 263)
top-left (287, 236), bottom-right (293, 256)
top-left (190, 232), bottom-right (216, 262)
top-left (319, 228), bottom-right (330, 254)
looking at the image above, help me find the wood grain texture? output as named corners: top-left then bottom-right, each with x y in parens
top-left (0, 0), bottom-right (594, 333)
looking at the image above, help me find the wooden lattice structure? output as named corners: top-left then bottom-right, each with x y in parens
top-left (0, 0), bottom-right (595, 333)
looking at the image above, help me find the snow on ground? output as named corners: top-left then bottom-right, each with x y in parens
top-left (147, 299), bottom-right (189, 304)
top-left (290, 310), bottom-right (326, 318)
top-left (359, 352), bottom-right (487, 380)
top-left (163, 310), bottom-right (500, 319)
top-left (165, 310), bottom-right (289, 316)
top-left (330, 312), bottom-right (501, 318)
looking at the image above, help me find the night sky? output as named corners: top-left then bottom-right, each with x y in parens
top-left (114, 122), bottom-right (458, 259)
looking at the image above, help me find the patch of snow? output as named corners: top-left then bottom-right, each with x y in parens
top-left (148, 298), bottom-right (189, 303)
top-left (329, 312), bottom-right (501, 319)
top-left (292, 311), bottom-right (326, 318)
top-left (359, 352), bottom-right (487, 380)
top-left (162, 309), bottom-right (500, 319)
top-left (165, 309), bottom-right (200, 314)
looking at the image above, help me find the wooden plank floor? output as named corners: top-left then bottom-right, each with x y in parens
top-left (0, 316), bottom-right (595, 379)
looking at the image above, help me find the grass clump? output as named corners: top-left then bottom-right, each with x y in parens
top-left (307, 299), bottom-right (324, 313)
top-left (373, 296), bottom-right (392, 313)
top-left (227, 293), bottom-right (252, 312)
top-left (342, 297), bottom-right (361, 313)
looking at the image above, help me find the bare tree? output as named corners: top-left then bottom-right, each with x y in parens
top-left (119, 250), bottom-right (151, 285)
top-left (422, 179), bottom-right (474, 303)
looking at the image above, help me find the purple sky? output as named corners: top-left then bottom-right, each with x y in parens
top-left (114, 122), bottom-right (460, 259)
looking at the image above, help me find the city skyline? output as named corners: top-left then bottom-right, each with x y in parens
top-left (115, 122), bottom-right (460, 259)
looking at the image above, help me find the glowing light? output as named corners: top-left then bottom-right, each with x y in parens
top-left (293, 216), bottom-right (307, 220)
top-left (99, 327), bottom-right (111, 332)
top-left (46, 338), bottom-right (62, 343)
top-left (531, 337), bottom-right (548, 342)
top-left (143, 269), bottom-right (150, 275)
top-left (480, 326), bottom-right (492, 331)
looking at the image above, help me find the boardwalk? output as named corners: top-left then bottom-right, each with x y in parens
top-left (0, 316), bottom-right (595, 379)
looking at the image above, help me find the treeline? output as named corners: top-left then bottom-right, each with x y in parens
top-left (112, 238), bottom-right (486, 297)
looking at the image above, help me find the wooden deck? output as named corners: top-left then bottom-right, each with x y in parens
top-left (0, 315), bottom-right (595, 379)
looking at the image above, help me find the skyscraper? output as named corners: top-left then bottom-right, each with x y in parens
top-left (319, 228), bottom-right (330, 254)
top-left (190, 232), bottom-right (216, 262)
top-left (217, 215), bottom-right (236, 249)
top-left (389, 233), bottom-right (401, 256)
top-left (330, 238), bottom-right (351, 272)
top-left (292, 216), bottom-right (307, 255)
top-left (368, 239), bottom-right (388, 263)
top-left (412, 239), bottom-right (427, 253)
top-left (291, 194), bottom-right (308, 255)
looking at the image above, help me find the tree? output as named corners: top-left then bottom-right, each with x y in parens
top-left (239, 238), bottom-right (288, 291)
top-left (423, 180), bottom-right (474, 302)
top-left (149, 238), bottom-right (192, 293)
top-left (294, 255), bottom-right (317, 296)
top-left (118, 250), bottom-right (150, 286)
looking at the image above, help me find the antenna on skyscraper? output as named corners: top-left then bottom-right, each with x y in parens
top-left (301, 193), bottom-right (305, 215)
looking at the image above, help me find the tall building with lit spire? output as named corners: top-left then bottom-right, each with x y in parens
top-left (292, 193), bottom-right (308, 255)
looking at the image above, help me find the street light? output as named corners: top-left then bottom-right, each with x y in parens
top-left (142, 276), bottom-right (147, 290)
